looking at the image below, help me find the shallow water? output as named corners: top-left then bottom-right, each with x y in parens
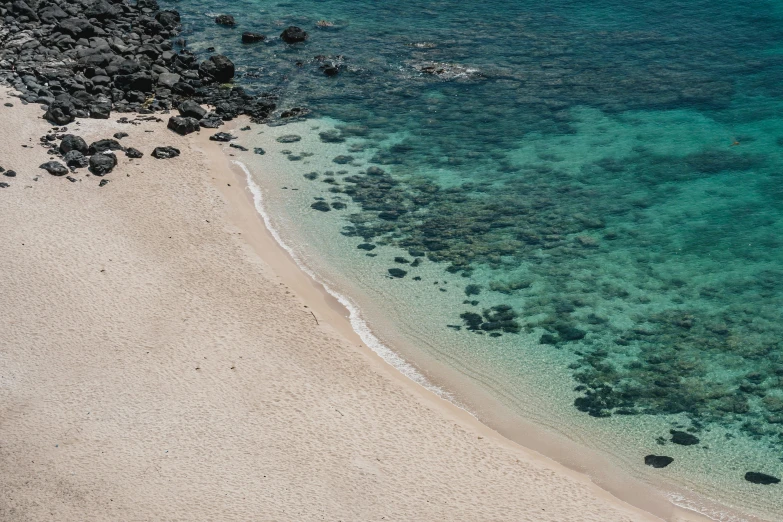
top-left (167, 0), bottom-right (783, 518)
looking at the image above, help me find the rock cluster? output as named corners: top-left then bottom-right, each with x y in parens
top-left (0, 0), bottom-right (277, 129)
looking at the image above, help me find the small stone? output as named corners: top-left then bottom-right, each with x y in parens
top-left (215, 14), bottom-right (236, 26)
top-left (66, 176), bottom-right (77, 183)
top-left (113, 132), bottom-right (129, 140)
top-left (3, 170), bottom-right (17, 177)
top-left (210, 132), bottom-right (236, 142)
top-left (99, 179), bottom-right (110, 187)
top-left (125, 148), bottom-right (143, 159)
top-left (388, 268), bottom-right (407, 278)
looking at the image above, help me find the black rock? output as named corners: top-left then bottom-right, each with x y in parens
top-left (63, 151), bottom-right (88, 168)
top-left (151, 146), bottom-right (181, 159)
top-left (280, 26), bottom-right (308, 43)
top-left (125, 148), bottom-right (144, 159)
top-left (3, 170), bottom-right (16, 177)
top-left (210, 132), bottom-right (236, 142)
top-left (59, 134), bottom-right (88, 155)
top-left (276, 135), bottom-right (301, 143)
top-left (113, 132), bottom-right (129, 140)
top-left (198, 55), bottom-right (235, 83)
top-left (168, 116), bottom-right (200, 135)
top-left (88, 139), bottom-right (123, 155)
top-left (178, 100), bottom-right (207, 119)
top-left (253, 147), bottom-right (266, 155)
top-left (0, 182), bottom-right (9, 188)
top-left (215, 14), bottom-right (236, 26)
top-left (57, 18), bottom-right (96, 39)
top-left (40, 161), bottom-right (69, 176)
top-left (310, 201), bottom-right (331, 212)
top-left (66, 176), bottom-right (77, 183)
top-left (242, 32), bottom-right (266, 43)
top-left (357, 243), bottom-right (376, 251)
top-left (44, 98), bottom-right (76, 125)
top-left (670, 430), bottom-right (700, 446)
top-left (89, 153), bottom-right (117, 176)
top-left (90, 104), bottom-right (111, 120)
top-left (744, 472), bottom-right (780, 485)
top-left (199, 116), bottom-right (224, 128)
top-left (644, 455), bottom-right (674, 468)
top-left (229, 143), bottom-right (248, 151)
top-left (388, 268), bottom-right (408, 278)
top-left (99, 179), bottom-right (110, 187)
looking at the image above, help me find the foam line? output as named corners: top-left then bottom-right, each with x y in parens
top-left (233, 159), bottom-right (454, 400)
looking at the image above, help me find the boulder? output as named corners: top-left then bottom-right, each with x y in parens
top-left (157, 72), bottom-right (181, 88)
top-left (199, 116), bottom-right (224, 128)
top-left (215, 14), bottom-right (236, 26)
top-left (89, 153), bottom-right (117, 176)
top-left (178, 100), bottom-right (206, 119)
top-left (242, 32), bottom-right (265, 43)
top-left (167, 116), bottom-right (200, 135)
top-left (59, 134), bottom-right (88, 155)
top-left (44, 97), bottom-right (76, 125)
top-left (310, 201), bottom-right (331, 212)
top-left (151, 146), bottom-right (181, 159)
top-left (88, 139), bottom-right (123, 155)
top-left (63, 151), bottom-right (88, 168)
top-left (388, 268), bottom-right (408, 278)
top-left (280, 26), bottom-right (307, 43)
top-left (39, 161), bottom-right (69, 176)
top-left (125, 148), bottom-right (144, 159)
top-left (198, 55), bottom-right (235, 83)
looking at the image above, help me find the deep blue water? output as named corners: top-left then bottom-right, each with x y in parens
top-left (164, 0), bottom-right (783, 515)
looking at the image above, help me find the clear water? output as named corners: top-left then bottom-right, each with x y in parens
top-left (165, 0), bottom-right (783, 517)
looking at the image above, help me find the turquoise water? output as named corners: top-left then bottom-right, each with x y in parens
top-left (168, 0), bottom-right (783, 517)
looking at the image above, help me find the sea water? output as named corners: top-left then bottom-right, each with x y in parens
top-left (166, 0), bottom-right (783, 518)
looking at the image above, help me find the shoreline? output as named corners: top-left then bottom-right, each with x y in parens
top-left (0, 92), bottom-right (673, 521)
top-left (199, 119), bottom-right (730, 522)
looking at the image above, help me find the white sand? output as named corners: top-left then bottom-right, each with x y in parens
top-left (0, 90), bottom-right (699, 521)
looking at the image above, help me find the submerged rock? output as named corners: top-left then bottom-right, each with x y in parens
top-left (670, 430), bottom-right (700, 446)
top-left (280, 26), bottom-right (307, 43)
top-left (644, 455), bottom-right (674, 468)
top-left (388, 268), bottom-right (407, 278)
top-left (215, 14), bottom-right (236, 26)
top-left (276, 134), bottom-right (301, 143)
top-left (310, 201), bottom-right (331, 212)
top-left (242, 32), bottom-right (266, 43)
top-left (744, 472), bottom-right (780, 485)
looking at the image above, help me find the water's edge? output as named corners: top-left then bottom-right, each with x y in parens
top-left (228, 151), bottom-right (759, 522)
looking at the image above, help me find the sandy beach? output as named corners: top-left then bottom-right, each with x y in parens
top-left (0, 89), bottom-right (704, 521)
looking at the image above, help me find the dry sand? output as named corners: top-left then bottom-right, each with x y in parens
top-left (0, 89), bottom-right (697, 521)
